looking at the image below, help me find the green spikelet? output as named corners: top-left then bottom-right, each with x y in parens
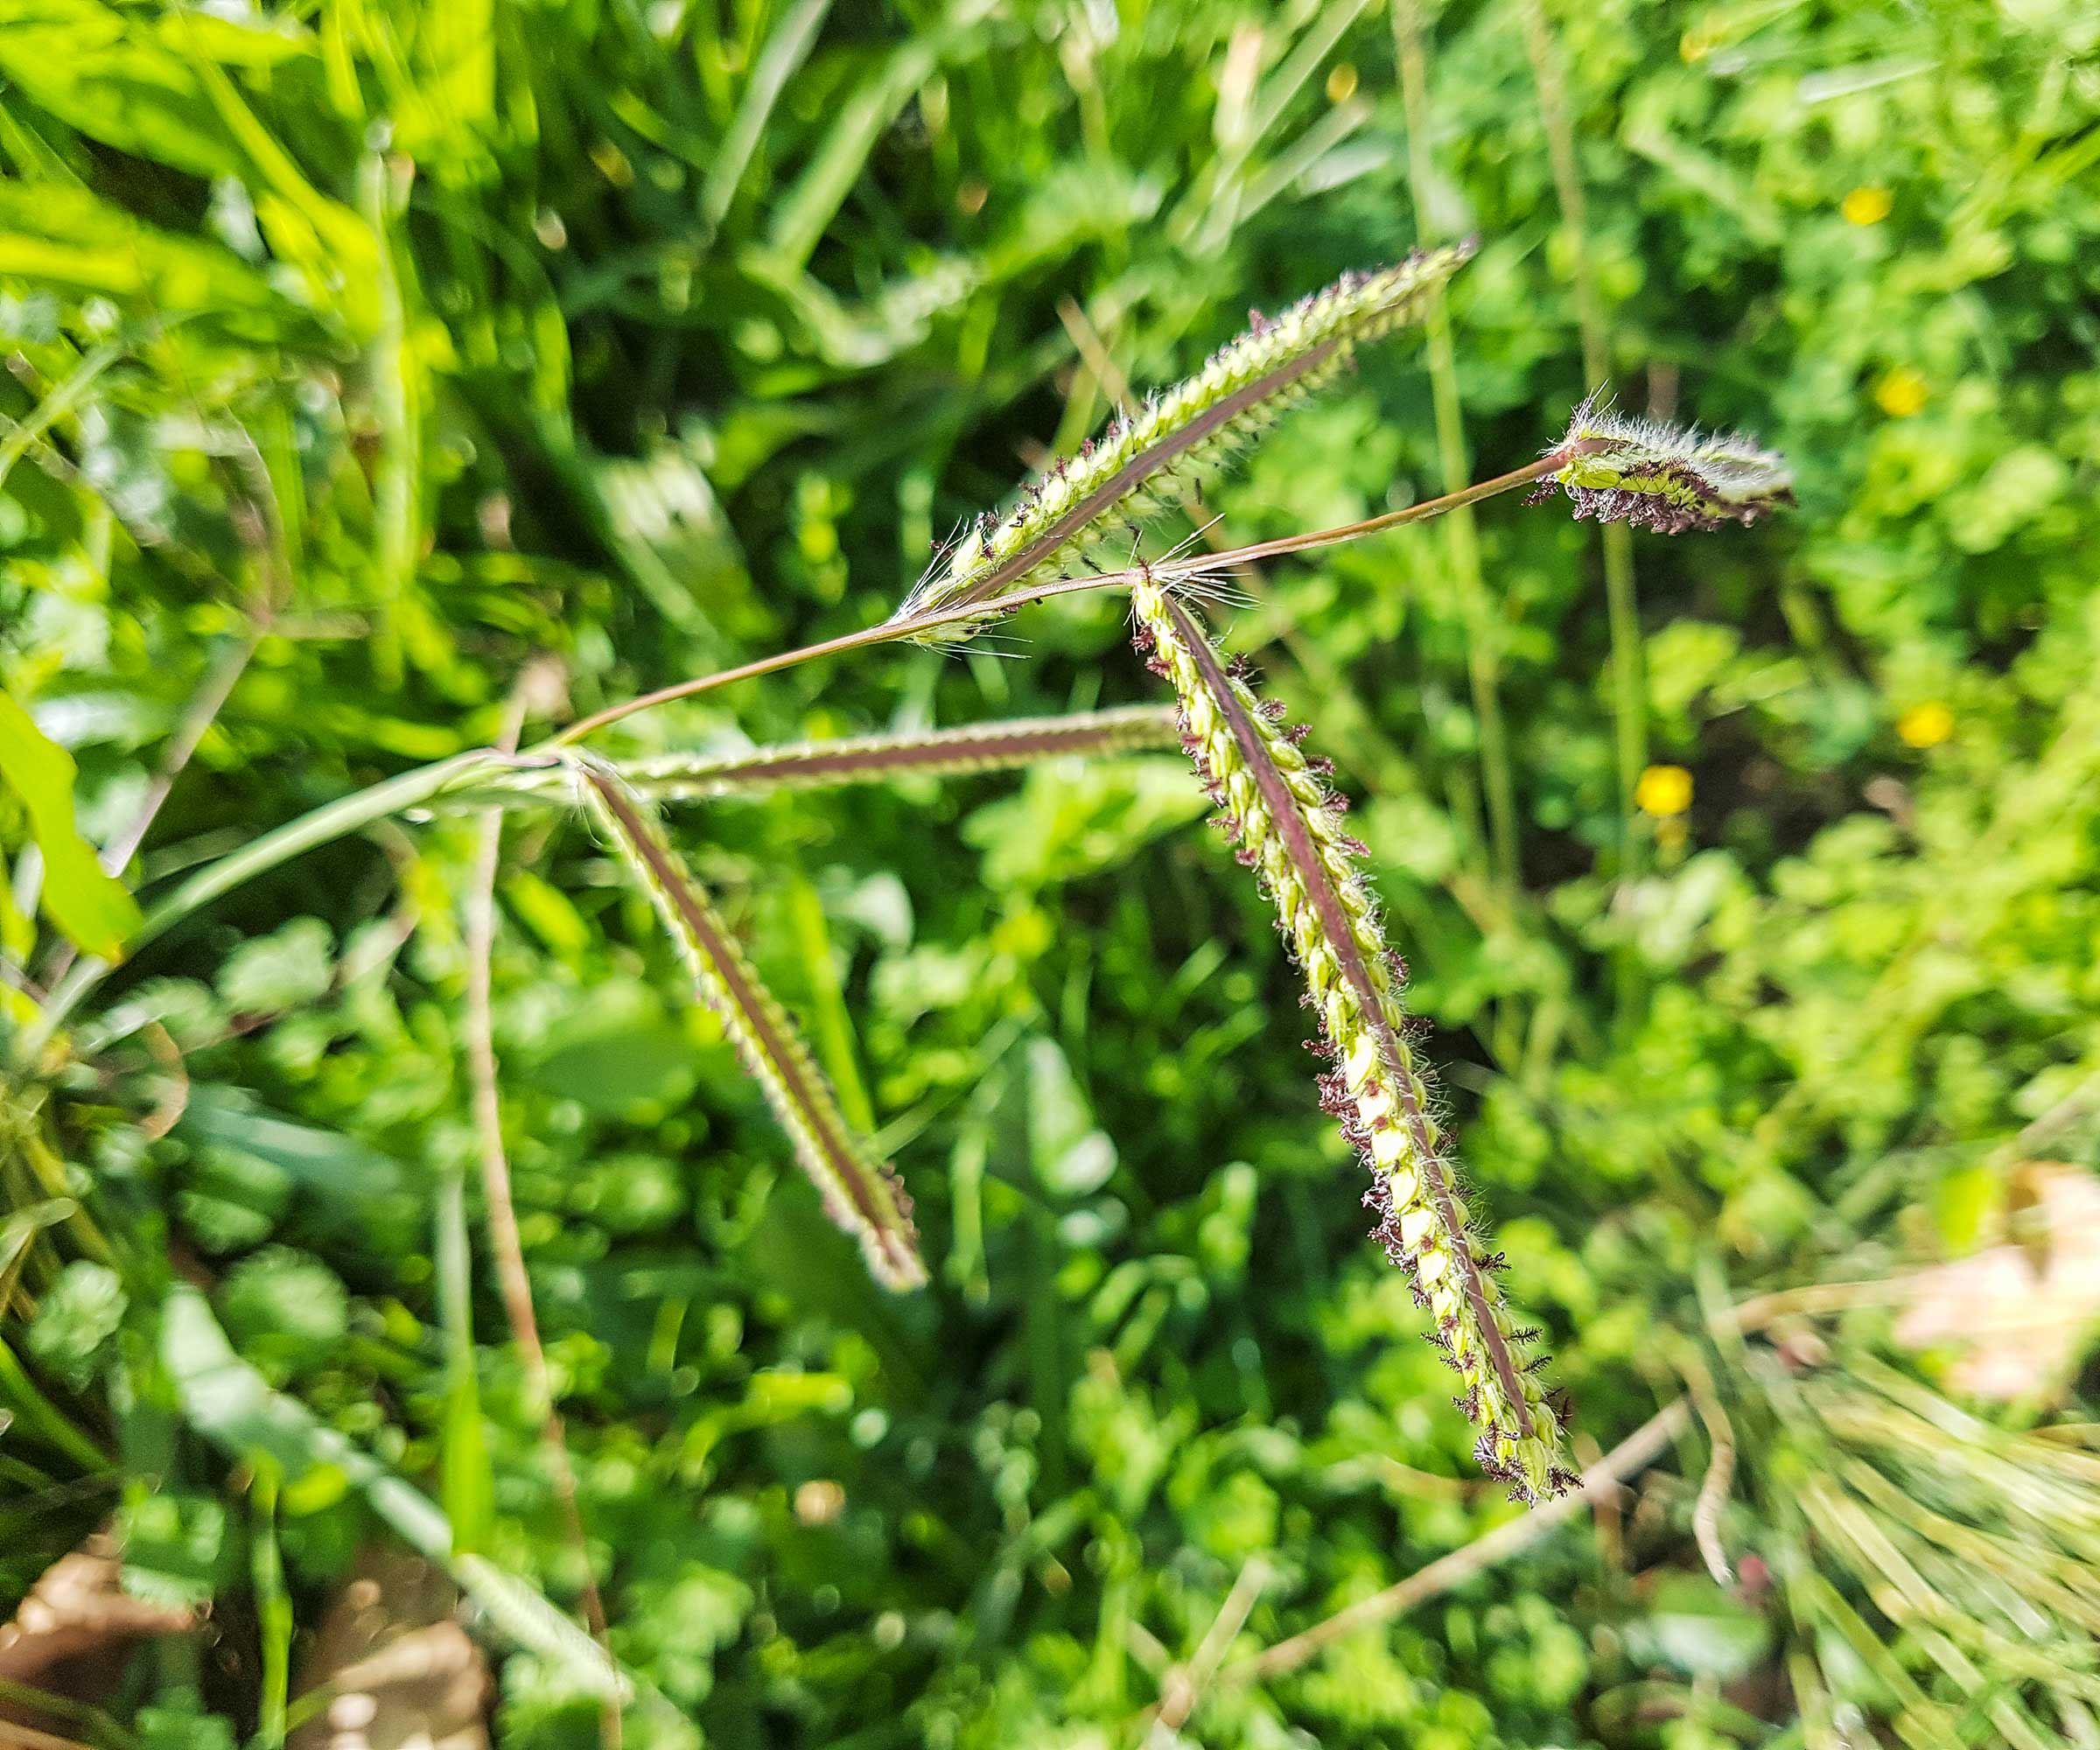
top-left (894, 242), bottom-right (1478, 646)
top-left (1130, 577), bottom-right (1573, 1502)
top-left (572, 754), bottom-right (925, 1291)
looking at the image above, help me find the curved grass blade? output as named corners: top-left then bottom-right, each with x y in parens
top-left (572, 755), bottom-right (926, 1290)
top-left (894, 242), bottom-right (1477, 646)
top-left (1130, 576), bottom-right (1572, 1502)
top-left (160, 1284), bottom-right (631, 1702)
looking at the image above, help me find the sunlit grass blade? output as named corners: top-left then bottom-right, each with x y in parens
top-left (160, 1283), bottom-right (631, 1703)
top-left (1130, 577), bottom-right (1572, 1502)
top-left (893, 243), bottom-right (1476, 646)
top-left (703, 0), bottom-right (832, 234)
top-left (572, 755), bottom-right (926, 1291)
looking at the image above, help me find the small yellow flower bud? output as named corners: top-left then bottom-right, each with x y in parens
top-left (1326, 62), bottom-right (1359, 103)
top-left (1876, 367), bottom-right (1928, 417)
top-left (1896, 702), bottom-right (1953, 749)
top-left (1842, 186), bottom-right (1894, 226)
top-left (1635, 764), bottom-right (1694, 817)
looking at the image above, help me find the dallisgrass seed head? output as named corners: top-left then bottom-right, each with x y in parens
top-left (894, 242), bottom-right (1479, 646)
top-left (1130, 575), bottom-right (1573, 1502)
top-left (571, 754), bottom-right (926, 1291)
top-left (1530, 391), bottom-right (1793, 533)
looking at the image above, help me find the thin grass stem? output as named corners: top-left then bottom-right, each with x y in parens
top-left (461, 689), bottom-right (620, 1744)
top-left (249, 1463), bottom-right (290, 1749)
top-left (1394, 0), bottom-right (1519, 918)
top-left (1218, 1400), bottom-right (1690, 1689)
top-left (552, 457), bottom-right (1568, 746)
top-left (1518, 0), bottom-right (1647, 899)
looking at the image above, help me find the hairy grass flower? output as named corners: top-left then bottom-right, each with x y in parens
top-left (571, 754), bottom-right (925, 1290)
top-left (1130, 576), bottom-right (1572, 1502)
top-left (1530, 393), bottom-right (1792, 534)
top-left (893, 243), bottom-right (1477, 645)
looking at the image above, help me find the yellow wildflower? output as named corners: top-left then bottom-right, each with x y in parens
top-left (1877, 367), bottom-right (1928, 417)
top-left (1842, 186), bottom-right (1894, 226)
top-left (1636, 764), bottom-right (1694, 818)
top-left (1897, 702), bottom-right (1954, 749)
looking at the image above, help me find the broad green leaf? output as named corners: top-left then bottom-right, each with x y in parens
top-left (25, 1259), bottom-right (126, 1389)
top-left (1621, 1575), bottom-right (1775, 1682)
top-left (115, 1488), bottom-right (226, 1613)
top-left (526, 978), bottom-right (700, 1115)
top-left (0, 688), bottom-right (140, 960)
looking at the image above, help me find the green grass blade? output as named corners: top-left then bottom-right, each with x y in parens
top-left (435, 1151), bottom-right (494, 1555)
top-left (160, 1283), bottom-right (631, 1703)
top-left (702, 0), bottom-right (831, 233)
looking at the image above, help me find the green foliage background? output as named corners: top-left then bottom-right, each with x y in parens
top-left (2, 0), bottom-right (2098, 1743)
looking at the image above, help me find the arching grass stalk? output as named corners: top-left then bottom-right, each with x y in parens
top-left (572, 755), bottom-right (926, 1291)
top-left (27, 456), bottom-right (1577, 1052)
top-left (550, 454), bottom-right (1570, 742)
top-left (1130, 573), bottom-right (1574, 1502)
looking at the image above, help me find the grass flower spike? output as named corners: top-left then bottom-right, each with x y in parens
top-left (573, 754), bottom-right (925, 1290)
top-left (894, 242), bottom-right (1478, 645)
top-left (614, 704), bottom-right (1180, 802)
top-left (487, 707), bottom-right (1180, 808)
top-left (1130, 578), bottom-right (1573, 1502)
top-left (1530, 392), bottom-right (1793, 533)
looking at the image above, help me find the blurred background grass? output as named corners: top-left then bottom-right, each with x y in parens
top-left (2, 0), bottom-right (2099, 1744)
